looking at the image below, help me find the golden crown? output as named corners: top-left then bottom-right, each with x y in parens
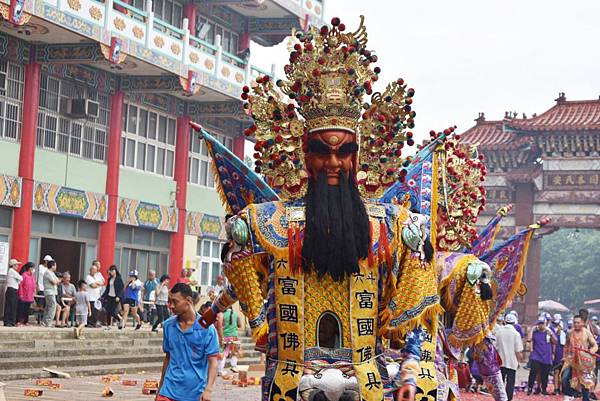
top-left (242, 16), bottom-right (417, 199)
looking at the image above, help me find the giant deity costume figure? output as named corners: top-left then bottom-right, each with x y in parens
top-left (199, 16), bottom-right (443, 401)
top-left (194, 15), bottom-right (547, 401)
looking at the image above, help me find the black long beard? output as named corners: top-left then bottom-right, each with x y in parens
top-left (301, 171), bottom-right (370, 282)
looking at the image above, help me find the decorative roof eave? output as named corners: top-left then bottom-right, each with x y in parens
top-left (507, 123), bottom-right (600, 133)
top-left (504, 166), bottom-right (542, 183)
top-left (482, 147), bottom-right (536, 172)
top-left (477, 135), bottom-right (532, 151)
top-left (460, 116), bottom-right (532, 151)
top-left (505, 98), bottom-right (600, 133)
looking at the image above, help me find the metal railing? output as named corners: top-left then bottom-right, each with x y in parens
top-left (153, 16), bottom-right (185, 39)
top-left (189, 35), bottom-right (218, 55)
top-left (48, 0), bottom-right (279, 88)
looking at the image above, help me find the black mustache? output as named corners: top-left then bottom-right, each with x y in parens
top-left (301, 171), bottom-right (370, 282)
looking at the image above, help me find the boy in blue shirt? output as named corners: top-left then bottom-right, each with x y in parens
top-left (157, 283), bottom-right (218, 401)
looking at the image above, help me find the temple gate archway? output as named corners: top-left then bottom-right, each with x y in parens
top-left (461, 94), bottom-right (600, 324)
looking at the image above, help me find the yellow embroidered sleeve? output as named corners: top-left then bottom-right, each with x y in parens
top-left (381, 210), bottom-right (442, 340)
top-left (226, 252), bottom-right (268, 327)
top-left (219, 209), bottom-right (270, 339)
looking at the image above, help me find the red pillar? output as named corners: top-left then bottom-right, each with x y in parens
top-left (514, 182), bottom-right (534, 226)
top-left (114, 0), bottom-right (130, 15)
top-left (232, 31), bottom-right (251, 161)
top-left (97, 91), bottom-right (124, 278)
top-left (233, 136), bottom-right (245, 160)
top-left (169, 116), bottom-right (191, 282)
top-left (11, 63), bottom-right (41, 263)
top-left (239, 32), bottom-right (251, 51)
top-left (523, 237), bottom-right (542, 325)
top-left (183, 3), bottom-right (197, 36)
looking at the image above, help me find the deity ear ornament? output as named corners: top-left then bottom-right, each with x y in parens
top-left (241, 15), bottom-right (417, 199)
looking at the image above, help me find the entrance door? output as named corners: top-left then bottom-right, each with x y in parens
top-left (40, 238), bottom-right (84, 282)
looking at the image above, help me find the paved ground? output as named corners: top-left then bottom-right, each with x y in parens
top-left (2, 374), bottom-right (262, 401)
top-left (3, 376), bottom-right (600, 401)
top-left (3, 365), bottom-right (598, 401)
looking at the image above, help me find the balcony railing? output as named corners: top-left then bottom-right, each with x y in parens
top-left (36, 0), bottom-right (279, 95)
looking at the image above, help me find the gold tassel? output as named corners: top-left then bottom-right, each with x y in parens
top-left (288, 224), bottom-right (296, 273)
top-left (368, 220), bottom-right (375, 268)
top-left (251, 322), bottom-right (269, 342)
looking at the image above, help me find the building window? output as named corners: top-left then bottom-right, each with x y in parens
top-left (196, 16), bottom-right (239, 54)
top-left (120, 102), bottom-right (176, 177)
top-left (196, 238), bottom-right (222, 286)
top-left (115, 224), bottom-right (170, 279)
top-left (188, 130), bottom-right (233, 188)
top-left (0, 207), bottom-right (12, 228)
top-left (0, 60), bottom-right (24, 142)
top-left (0, 207), bottom-right (11, 246)
top-left (153, 0), bottom-right (183, 29)
top-left (130, 0), bottom-right (145, 11)
top-left (36, 73), bottom-right (109, 161)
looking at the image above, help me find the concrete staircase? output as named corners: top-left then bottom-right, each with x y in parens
top-left (0, 328), bottom-right (262, 381)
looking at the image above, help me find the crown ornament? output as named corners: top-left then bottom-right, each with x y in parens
top-left (243, 16), bottom-right (417, 199)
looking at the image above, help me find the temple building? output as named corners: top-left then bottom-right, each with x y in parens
top-left (461, 93), bottom-right (600, 323)
top-left (0, 0), bottom-right (324, 293)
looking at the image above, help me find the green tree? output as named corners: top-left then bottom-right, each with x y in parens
top-left (540, 228), bottom-right (600, 310)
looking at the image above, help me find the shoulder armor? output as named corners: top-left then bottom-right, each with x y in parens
top-left (227, 215), bottom-right (250, 246)
top-left (466, 260), bottom-right (491, 286)
top-left (401, 224), bottom-right (422, 251)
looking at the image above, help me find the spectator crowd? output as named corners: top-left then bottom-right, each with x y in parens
top-left (2, 255), bottom-right (230, 401)
top-left (460, 309), bottom-right (600, 401)
top-left (1, 255), bottom-right (220, 338)
top-left (476, 310), bottom-right (599, 401)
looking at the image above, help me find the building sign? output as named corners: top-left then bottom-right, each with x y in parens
top-left (484, 187), bottom-right (513, 202)
top-left (135, 203), bottom-right (162, 229)
top-left (544, 172), bottom-right (600, 190)
top-left (32, 181), bottom-right (107, 221)
top-left (117, 197), bottom-right (178, 232)
top-left (199, 214), bottom-right (222, 238)
top-left (0, 242), bottom-right (8, 275)
top-left (186, 211), bottom-right (225, 239)
top-left (0, 174), bottom-right (22, 207)
top-left (56, 188), bottom-right (90, 216)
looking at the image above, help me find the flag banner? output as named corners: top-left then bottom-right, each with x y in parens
top-left (199, 127), bottom-right (279, 215)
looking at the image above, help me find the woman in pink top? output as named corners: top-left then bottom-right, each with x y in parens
top-left (17, 262), bottom-right (36, 325)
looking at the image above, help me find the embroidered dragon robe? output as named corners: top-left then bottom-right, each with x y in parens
top-left (211, 199), bottom-right (442, 401)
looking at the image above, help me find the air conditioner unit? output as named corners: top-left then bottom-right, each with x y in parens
top-left (60, 98), bottom-right (100, 119)
top-left (0, 71), bottom-right (6, 92)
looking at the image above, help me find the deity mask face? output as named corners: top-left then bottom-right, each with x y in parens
top-left (305, 130), bottom-right (358, 186)
top-left (302, 130), bottom-right (370, 281)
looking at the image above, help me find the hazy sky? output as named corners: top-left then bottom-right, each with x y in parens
top-left (251, 0), bottom-right (600, 143)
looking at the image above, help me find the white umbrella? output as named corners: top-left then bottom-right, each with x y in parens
top-left (538, 300), bottom-right (569, 312)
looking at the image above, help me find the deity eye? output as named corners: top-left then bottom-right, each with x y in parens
top-left (337, 142), bottom-right (358, 155)
top-left (307, 140), bottom-right (330, 155)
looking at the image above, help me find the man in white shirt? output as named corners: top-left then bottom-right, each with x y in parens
top-left (3, 258), bottom-right (23, 326)
top-left (495, 313), bottom-right (524, 401)
top-left (84, 260), bottom-right (104, 327)
top-left (34, 255), bottom-right (53, 306)
top-left (41, 260), bottom-right (59, 327)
